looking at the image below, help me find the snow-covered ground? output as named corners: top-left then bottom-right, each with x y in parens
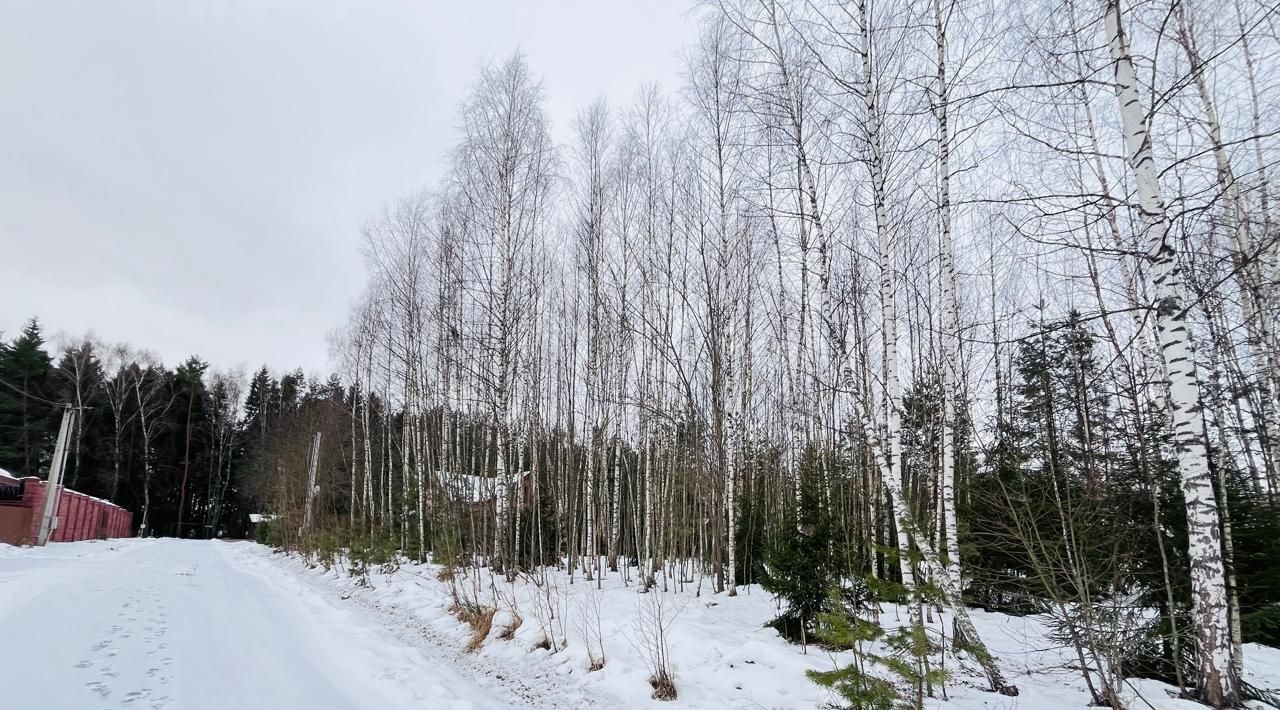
top-left (260, 548), bottom-right (1280, 710)
top-left (1, 539), bottom-right (1277, 710)
top-left (0, 539), bottom-right (603, 709)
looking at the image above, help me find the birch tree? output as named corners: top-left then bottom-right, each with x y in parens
top-left (1101, 0), bottom-right (1237, 703)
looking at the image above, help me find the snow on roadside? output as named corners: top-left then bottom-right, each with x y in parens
top-left (235, 544), bottom-right (1280, 710)
top-left (4, 539), bottom-right (537, 710)
top-left (222, 541), bottom-right (626, 708)
top-left (0, 538), bottom-right (154, 609)
top-left (3, 539), bottom-right (1276, 708)
top-left (0, 537), bottom-right (149, 560)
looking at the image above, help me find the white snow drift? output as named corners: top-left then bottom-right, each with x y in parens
top-left (2, 539), bottom-right (1277, 709)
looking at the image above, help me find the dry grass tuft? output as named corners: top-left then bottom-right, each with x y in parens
top-left (451, 602), bottom-right (497, 653)
top-left (499, 612), bottom-right (523, 640)
top-left (649, 671), bottom-right (677, 700)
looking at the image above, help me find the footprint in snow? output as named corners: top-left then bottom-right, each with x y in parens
top-left (75, 660), bottom-right (93, 669)
top-left (85, 681), bottom-right (110, 699)
top-left (91, 640), bottom-right (110, 652)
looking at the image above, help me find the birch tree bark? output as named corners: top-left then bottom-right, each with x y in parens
top-left (1174, 0), bottom-right (1280, 488)
top-left (1101, 0), bottom-right (1237, 703)
top-left (932, 0), bottom-right (962, 592)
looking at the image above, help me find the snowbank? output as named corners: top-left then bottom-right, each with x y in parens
top-left (0, 536), bottom-right (147, 560)
top-left (241, 546), bottom-right (1280, 709)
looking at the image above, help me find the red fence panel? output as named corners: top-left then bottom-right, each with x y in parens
top-left (0, 479), bottom-right (133, 545)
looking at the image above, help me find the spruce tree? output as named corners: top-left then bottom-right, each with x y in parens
top-left (243, 366), bottom-right (275, 442)
top-left (171, 357), bottom-right (211, 537)
top-left (761, 445), bottom-right (844, 646)
top-left (0, 318), bottom-right (56, 476)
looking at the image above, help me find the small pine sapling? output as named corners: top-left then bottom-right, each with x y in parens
top-left (807, 587), bottom-right (899, 710)
top-left (808, 584), bottom-right (950, 710)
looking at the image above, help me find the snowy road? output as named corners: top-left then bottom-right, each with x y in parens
top-left (0, 539), bottom-right (514, 710)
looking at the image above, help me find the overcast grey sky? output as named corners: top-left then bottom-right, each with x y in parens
top-left (0, 0), bottom-right (697, 376)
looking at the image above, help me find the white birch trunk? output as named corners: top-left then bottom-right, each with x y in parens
top-left (1176, 0), bottom-right (1280, 488)
top-left (857, 0), bottom-right (913, 594)
top-left (933, 0), bottom-right (962, 586)
top-left (1102, 1), bottom-right (1237, 703)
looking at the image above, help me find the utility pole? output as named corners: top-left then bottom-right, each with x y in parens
top-left (37, 405), bottom-right (77, 546)
top-left (300, 432), bottom-right (322, 537)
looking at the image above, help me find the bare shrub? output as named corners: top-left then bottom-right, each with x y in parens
top-left (494, 581), bottom-right (524, 641)
top-left (632, 589), bottom-right (682, 701)
top-left (530, 572), bottom-right (569, 652)
top-left (575, 586), bottom-right (607, 671)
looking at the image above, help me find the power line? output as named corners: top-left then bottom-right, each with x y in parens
top-left (0, 377), bottom-right (99, 412)
top-left (0, 376), bottom-right (67, 408)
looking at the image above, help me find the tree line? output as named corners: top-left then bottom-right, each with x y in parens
top-left (0, 318), bottom-right (340, 539)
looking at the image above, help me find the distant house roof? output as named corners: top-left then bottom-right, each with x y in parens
top-left (433, 470), bottom-right (531, 505)
top-left (0, 467), bottom-right (18, 484)
top-left (248, 513), bottom-right (279, 524)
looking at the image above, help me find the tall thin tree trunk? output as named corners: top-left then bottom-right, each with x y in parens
top-left (933, 0), bottom-right (963, 598)
top-left (1101, 1), bottom-right (1237, 703)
